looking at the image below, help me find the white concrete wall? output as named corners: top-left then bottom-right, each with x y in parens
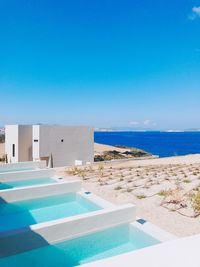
top-left (5, 125), bottom-right (19, 163)
top-left (33, 125), bottom-right (94, 167)
top-left (0, 161), bottom-right (46, 172)
top-left (0, 180), bottom-right (81, 202)
top-left (32, 125), bottom-right (40, 160)
top-left (0, 169), bottom-right (55, 182)
top-left (0, 204), bottom-right (135, 257)
top-left (18, 125), bottom-right (32, 161)
top-left (5, 125), bottom-right (32, 163)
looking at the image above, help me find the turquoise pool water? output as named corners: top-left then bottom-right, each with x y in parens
top-left (0, 168), bottom-right (34, 173)
top-left (0, 224), bottom-right (159, 266)
top-left (0, 177), bottom-right (57, 190)
top-left (0, 193), bottom-right (100, 233)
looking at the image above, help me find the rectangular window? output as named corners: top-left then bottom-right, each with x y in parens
top-left (34, 139), bottom-right (39, 142)
top-left (12, 144), bottom-right (15, 157)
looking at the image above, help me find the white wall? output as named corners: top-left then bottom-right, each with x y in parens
top-left (5, 125), bottom-right (19, 163)
top-left (32, 125), bottom-right (40, 160)
top-left (0, 169), bottom-right (55, 182)
top-left (33, 125), bottom-right (94, 167)
top-left (0, 180), bottom-right (81, 202)
top-left (0, 161), bottom-right (46, 173)
top-left (5, 125), bottom-right (32, 163)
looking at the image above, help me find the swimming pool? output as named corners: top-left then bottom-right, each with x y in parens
top-left (0, 177), bottom-right (57, 190)
top-left (0, 224), bottom-right (159, 266)
top-left (0, 193), bottom-right (101, 233)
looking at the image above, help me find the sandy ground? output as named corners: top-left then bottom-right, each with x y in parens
top-left (94, 143), bottom-right (132, 154)
top-left (60, 144), bottom-right (200, 238)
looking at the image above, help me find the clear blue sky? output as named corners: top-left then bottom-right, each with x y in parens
top-left (0, 0), bottom-right (200, 130)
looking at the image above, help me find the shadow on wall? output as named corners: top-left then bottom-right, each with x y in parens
top-left (28, 146), bottom-right (32, 161)
top-left (0, 143), bottom-right (5, 160)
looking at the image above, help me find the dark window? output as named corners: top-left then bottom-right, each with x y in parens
top-left (12, 144), bottom-right (15, 157)
top-left (34, 139), bottom-right (38, 142)
top-left (61, 139), bottom-right (64, 142)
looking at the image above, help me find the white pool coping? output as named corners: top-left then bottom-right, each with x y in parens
top-left (0, 161), bottom-right (46, 173)
top-left (0, 168), bottom-right (56, 182)
top-left (79, 190), bottom-right (115, 209)
top-left (132, 218), bottom-right (176, 242)
top-left (0, 180), bottom-right (82, 202)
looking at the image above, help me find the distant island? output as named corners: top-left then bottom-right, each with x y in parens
top-left (95, 128), bottom-right (200, 132)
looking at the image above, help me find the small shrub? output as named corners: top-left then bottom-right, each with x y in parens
top-left (190, 191), bottom-right (200, 217)
top-left (183, 179), bottom-right (191, 183)
top-left (127, 188), bottom-right (133, 193)
top-left (158, 190), bottom-right (171, 197)
top-left (114, 186), bottom-right (122, 190)
top-left (98, 165), bottom-right (104, 171)
top-left (136, 194), bottom-right (146, 199)
top-left (67, 166), bottom-right (79, 175)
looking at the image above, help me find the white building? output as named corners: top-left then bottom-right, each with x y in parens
top-left (5, 125), bottom-right (94, 167)
top-left (5, 125), bottom-right (32, 163)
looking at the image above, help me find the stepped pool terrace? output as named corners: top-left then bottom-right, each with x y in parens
top-left (0, 192), bottom-right (101, 233)
top-left (0, 224), bottom-right (160, 266)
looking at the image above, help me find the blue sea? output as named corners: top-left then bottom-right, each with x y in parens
top-left (94, 131), bottom-right (200, 158)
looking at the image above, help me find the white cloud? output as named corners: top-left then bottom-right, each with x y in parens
top-left (129, 120), bottom-right (157, 128)
top-left (143, 119), bottom-right (157, 126)
top-left (143, 119), bottom-right (151, 126)
top-left (189, 6), bottom-right (200, 20)
top-left (129, 121), bottom-right (139, 126)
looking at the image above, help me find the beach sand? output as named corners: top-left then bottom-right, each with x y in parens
top-left (94, 143), bottom-right (133, 154)
top-left (60, 143), bottom-right (200, 238)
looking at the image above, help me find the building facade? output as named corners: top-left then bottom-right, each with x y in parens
top-left (5, 125), bottom-right (94, 167)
